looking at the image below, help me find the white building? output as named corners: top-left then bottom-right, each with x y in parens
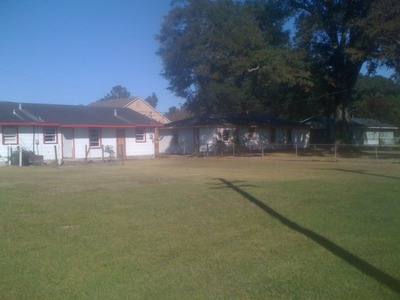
top-left (0, 102), bottom-right (162, 165)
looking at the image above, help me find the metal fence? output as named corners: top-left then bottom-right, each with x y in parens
top-left (190, 143), bottom-right (400, 160)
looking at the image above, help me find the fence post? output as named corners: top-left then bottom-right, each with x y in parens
top-left (375, 145), bottom-right (378, 159)
top-left (295, 144), bottom-right (298, 157)
top-left (334, 144), bottom-right (337, 160)
top-left (8, 147), bottom-right (12, 165)
top-left (19, 146), bottom-right (22, 167)
top-left (54, 145), bottom-right (58, 165)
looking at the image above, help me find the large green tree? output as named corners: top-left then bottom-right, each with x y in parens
top-left (353, 75), bottom-right (400, 125)
top-left (157, 0), bottom-right (310, 115)
top-left (290, 0), bottom-right (400, 139)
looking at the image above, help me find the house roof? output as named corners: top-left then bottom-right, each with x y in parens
top-left (350, 118), bottom-right (398, 130)
top-left (164, 113), bottom-right (308, 129)
top-left (301, 116), bottom-right (398, 130)
top-left (0, 102), bottom-right (162, 128)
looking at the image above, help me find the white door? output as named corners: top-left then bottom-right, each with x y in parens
top-left (62, 128), bottom-right (74, 158)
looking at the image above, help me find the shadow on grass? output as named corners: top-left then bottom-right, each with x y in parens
top-left (330, 168), bottom-right (400, 180)
top-left (215, 178), bottom-right (400, 295)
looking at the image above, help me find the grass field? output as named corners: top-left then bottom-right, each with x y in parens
top-left (1, 156), bottom-right (399, 299)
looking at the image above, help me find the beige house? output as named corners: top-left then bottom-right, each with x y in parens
top-left (91, 97), bottom-right (170, 124)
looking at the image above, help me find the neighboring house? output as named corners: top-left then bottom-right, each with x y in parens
top-left (301, 117), bottom-right (399, 145)
top-left (159, 113), bottom-right (310, 155)
top-left (301, 117), bottom-right (335, 144)
top-left (0, 102), bottom-right (162, 164)
top-left (90, 97), bottom-right (170, 124)
top-left (351, 118), bottom-right (399, 145)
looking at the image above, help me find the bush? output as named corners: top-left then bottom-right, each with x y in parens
top-left (10, 149), bottom-right (34, 166)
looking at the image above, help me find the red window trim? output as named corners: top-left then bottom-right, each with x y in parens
top-left (43, 127), bottom-right (58, 144)
top-left (89, 128), bottom-right (102, 148)
top-left (2, 126), bottom-right (19, 145)
top-left (135, 128), bottom-right (146, 143)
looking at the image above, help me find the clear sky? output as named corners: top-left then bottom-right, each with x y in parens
top-left (0, 0), bottom-right (183, 114)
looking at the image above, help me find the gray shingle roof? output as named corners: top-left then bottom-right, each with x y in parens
top-left (165, 113), bottom-right (308, 128)
top-left (350, 118), bottom-right (398, 129)
top-left (0, 102), bottom-right (162, 127)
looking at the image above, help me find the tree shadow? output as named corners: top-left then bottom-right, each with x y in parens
top-left (329, 168), bottom-right (400, 180)
top-left (214, 178), bottom-right (400, 295)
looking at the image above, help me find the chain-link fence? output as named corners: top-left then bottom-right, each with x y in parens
top-left (189, 143), bottom-right (400, 160)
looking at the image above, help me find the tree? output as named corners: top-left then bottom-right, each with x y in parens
top-left (145, 93), bottom-right (159, 108)
top-left (99, 85), bottom-right (131, 101)
top-left (353, 75), bottom-right (400, 125)
top-left (157, 0), bottom-right (310, 115)
top-left (164, 106), bottom-right (192, 121)
top-left (289, 0), bottom-right (400, 140)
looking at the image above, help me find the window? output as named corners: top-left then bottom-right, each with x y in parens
top-left (172, 130), bottom-right (179, 145)
top-left (222, 129), bottom-right (231, 141)
top-left (248, 127), bottom-right (255, 139)
top-left (89, 128), bottom-right (101, 147)
top-left (2, 127), bottom-right (18, 145)
top-left (43, 127), bottom-right (57, 143)
top-left (136, 128), bottom-right (146, 142)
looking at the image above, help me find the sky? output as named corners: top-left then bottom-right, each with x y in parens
top-left (0, 0), bottom-right (183, 114)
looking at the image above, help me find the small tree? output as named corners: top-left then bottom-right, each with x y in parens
top-left (145, 93), bottom-right (159, 108)
top-left (99, 85), bottom-right (131, 101)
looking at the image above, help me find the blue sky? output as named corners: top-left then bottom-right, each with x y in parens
top-left (0, 0), bottom-right (183, 114)
top-left (0, 1), bottom-right (394, 115)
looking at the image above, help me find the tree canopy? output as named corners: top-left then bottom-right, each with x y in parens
top-left (353, 75), bottom-right (400, 125)
top-left (290, 0), bottom-right (400, 139)
top-left (157, 0), bottom-right (400, 137)
top-left (99, 85), bottom-right (131, 101)
top-left (157, 0), bottom-right (310, 115)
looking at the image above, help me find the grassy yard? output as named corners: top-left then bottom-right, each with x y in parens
top-left (1, 156), bottom-right (399, 299)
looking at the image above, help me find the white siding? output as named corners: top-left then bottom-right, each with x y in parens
top-left (159, 128), bottom-right (194, 155)
top-left (158, 126), bottom-right (310, 155)
top-left (0, 125), bottom-right (62, 163)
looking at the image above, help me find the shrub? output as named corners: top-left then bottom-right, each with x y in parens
top-left (10, 149), bottom-right (34, 166)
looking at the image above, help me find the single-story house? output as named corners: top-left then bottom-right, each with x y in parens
top-left (90, 97), bottom-right (170, 124)
top-left (301, 117), bottom-right (399, 145)
top-left (158, 113), bottom-right (310, 155)
top-left (351, 118), bottom-right (399, 145)
top-left (0, 101), bottom-right (162, 164)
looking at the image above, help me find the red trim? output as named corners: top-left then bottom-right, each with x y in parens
top-left (43, 127), bottom-right (58, 144)
top-left (135, 128), bottom-right (146, 143)
top-left (89, 128), bottom-right (102, 148)
top-left (2, 126), bottom-right (19, 145)
top-left (0, 122), bottom-right (163, 129)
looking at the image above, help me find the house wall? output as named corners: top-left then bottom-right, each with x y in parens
top-left (159, 128), bottom-right (194, 155)
top-left (0, 126), bottom-right (156, 164)
top-left (126, 128), bottom-right (156, 157)
top-left (75, 127), bottom-right (155, 159)
top-left (353, 129), bottom-right (395, 145)
top-left (0, 125), bottom-right (62, 164)
top-left (128, 100), bottom-right (170, 124)
top-left (158, 127), bottom-right (310, 155)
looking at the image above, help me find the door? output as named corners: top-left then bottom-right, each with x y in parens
top-left (62, 128), bottom-right (74, 158)
top-left (116, 129), bottom-right (126, 158)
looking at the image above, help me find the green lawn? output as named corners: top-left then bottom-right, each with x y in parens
top-left (1, 157), bottom-right (399, 299)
